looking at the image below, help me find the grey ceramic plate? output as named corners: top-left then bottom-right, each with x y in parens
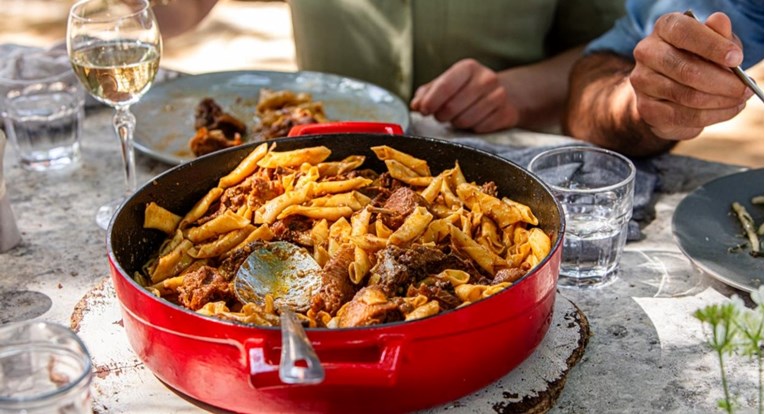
top-left (131, 70), bottom-right (410, 165)
top-left (672, 168), bottom-right (764, 292)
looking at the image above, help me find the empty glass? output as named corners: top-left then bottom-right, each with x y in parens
top-left (0, 48), bottom-right (84, 172)
top-left (0, 321), bottom-right (93, 414)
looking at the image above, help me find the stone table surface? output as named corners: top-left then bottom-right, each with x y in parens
top-left (0, 107), bottom-right (762, 413)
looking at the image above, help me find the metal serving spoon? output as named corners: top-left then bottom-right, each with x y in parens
top-left (684, 10), bottom-right (764, 101)
top-left (234, 241), bottom-right (325, 384)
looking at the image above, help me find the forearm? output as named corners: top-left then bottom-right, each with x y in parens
top-left (497, 46), bottom-right (585, 131)
top-left (563, 53), bottom-right (676, 157)
top-left (151, 0), bottom-right (218, 39)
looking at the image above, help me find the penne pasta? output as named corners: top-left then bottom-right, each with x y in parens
top-left (502, 197), bottom-right (539, 225)
top-left (186, 210), bottom-right (251, 243)
top-left (454, 284), bottom-right (487, 303)
top-left (371, 145), bottom-right (430, 176)
top-left (317, 155), bottom-right (365, 176)
top-left (420, 175), bottom-right (444, 204)
top-left (478, 216), bottom-right (505, 255)
top-left (190, 225), bottom-right (255, 258)
top-left (384, 159), bottom-right (433, 187)
top-left (232, 224), bottom-right (275, 252)
top-left (218, 142), bottom-right (270, 189)
top-left (449, 224), bottom-right (505, 274)
top-left (328, 217), bottom-right (352, 256)
top-left (440, 178), bottom-right (461, 208)
top-left (348, 246), bottom-right (372, 284)
top-left (276, 205), bottom-right (354, 221)
top-left (404, 300), bottom-right (440, 321)
top-left (148, 274), bottom-right (185, 296)
top-left (179, 187), bottom-right (223, 229)
top-left (456, 183), bottom-right (524, 229)
top-left (528, 227), bottom-right (552, 263)
top-left (448, 161), bottom-right (467, 188)
top-left (388, 206), bottom-right (433, 246)
top-left (310, 191), bottom-right (369, 210)
top-left (257, 146), bottom-right (332, 168)
top-left (350, 234), bottom-right (388, 251)
top-left (434, 269), bottom-right (471, 287)
top-left (375, 220), bottom-right (393, 238)
top-left (140, 142), bottom-right (552, 329)
top-left (151, 239), bottom-right (194, 283)
top-left (144, 202), bottom-right (182, 235)
top-left (310, 219), bottom-right (330, 247)
top-left (255, 185), bottom-right (311, 224)
top-left (311, 177), bottom-right (373, 196)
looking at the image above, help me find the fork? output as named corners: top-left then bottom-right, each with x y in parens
top-left (684, 10), bottom-right (764, 102)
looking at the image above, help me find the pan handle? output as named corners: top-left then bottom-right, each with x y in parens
top-left (248, 336), bottom-right (404, 389)
top-left (287, 121), bottom-right (403, 137)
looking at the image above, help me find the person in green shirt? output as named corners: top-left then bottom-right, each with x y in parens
top-left (153, 0), bottom-right (624, 133)
top-left (289, 0), bottom-right (624, 132)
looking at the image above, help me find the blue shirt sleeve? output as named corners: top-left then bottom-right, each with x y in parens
top-left (585, 0), bottom-right (764, 69)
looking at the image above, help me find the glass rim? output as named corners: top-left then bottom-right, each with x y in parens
top-left (0, 68), bottom-right (76, 87)
top-left (69, 0), bottom-right (150, 23)
top-left (527, 145), bottom-right (637, 194)
top-left (0, 51), bottom-right (75, 86)
top-left (0, 321), bottom-right (92, 405)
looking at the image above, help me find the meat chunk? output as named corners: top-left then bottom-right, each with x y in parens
top-left (190, 98), bottom-right (248, 157)
top-left (217, 241), bottom-right (261, 280)
top-left (379, 187), bottom-right (428, 229)
top-left (194, 97), bottom-right (247, 138)
top-left (481, 181), bottom-right (498, 198)
top-left (195, 175), bottom-right (273, 226)
top-left (252, 89), bottom-right (328, 140)
top-left (248, 174), bottom-right (283, 207)
top-left (406, 283), bottom-right (461, 310)
top-left (310, 245), bottom-right (357, 315)
top-left (359, 172), bottom-right (405, 202)
top-left (371, 245), bottom-right (468, 297)
top-left (177, 266), bottom-right (233, 310)
top-left (270, 215), bottom-right (314, 247)
top-left (333, 286), bottom-right (401, 328)
top-left (254, 107), bottom-right (323, 141)
top-left (370, 245), bottom-right (488, 297)
top-left (189, 127), bottom-right (243, 157)
top-left (491, 267), bottom-right (526, 285)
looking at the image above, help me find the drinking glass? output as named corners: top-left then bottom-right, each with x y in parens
top-left (66, 0), bottom-right (161, 230)
top-left (528, 146), bottom-right (635, 288)
top-left (0, 321), bottom-right (93, 414)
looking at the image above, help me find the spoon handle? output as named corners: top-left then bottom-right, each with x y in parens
top-left (731, 66), bottom-right (764, 102)
top-left (278, 308), bottom-right (325, 384)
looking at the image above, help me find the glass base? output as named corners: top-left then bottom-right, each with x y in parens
top-left (558, 270), bottom-right (618, 289)
top-left (95, 197), bottom-right (125, 231)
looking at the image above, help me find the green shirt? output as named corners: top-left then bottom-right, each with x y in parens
top-left (289, 0), bottom-right (625, 100)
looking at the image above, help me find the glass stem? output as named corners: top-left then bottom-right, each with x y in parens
top-left (113, 106), bottom-right (137, 195)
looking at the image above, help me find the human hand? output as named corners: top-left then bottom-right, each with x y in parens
top-left (630, 12), bottom-right (754, 140)
top-left (410, 59), bottom-right (520, 133)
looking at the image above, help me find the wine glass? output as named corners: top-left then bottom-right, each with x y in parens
top-left (66, 0), bottom-right (161, 230)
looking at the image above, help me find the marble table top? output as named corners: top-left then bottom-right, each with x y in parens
top-left (0, 108), bottom-right (761, 413)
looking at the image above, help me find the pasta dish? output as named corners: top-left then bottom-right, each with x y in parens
top-left (138, 143), bottom-right (552, 328)
top-left (188, 89), bottom-right (328, 157)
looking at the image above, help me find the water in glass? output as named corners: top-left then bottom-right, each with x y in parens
top-left (3, 91), bottom-right (82, 171)
top-left (560, 198), bottom-right (630, 286)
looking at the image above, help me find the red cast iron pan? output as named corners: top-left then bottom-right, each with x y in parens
top-left (107, 122), bottom-right (564, 414)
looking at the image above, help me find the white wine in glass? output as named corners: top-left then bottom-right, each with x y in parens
top-left (67, 0), bottom-right (161, 230)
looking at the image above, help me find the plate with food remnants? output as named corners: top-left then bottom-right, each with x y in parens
top-left (131, 70), bottom-right (410, 165)
top-left (672, 168), bottom-right (764, 292)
